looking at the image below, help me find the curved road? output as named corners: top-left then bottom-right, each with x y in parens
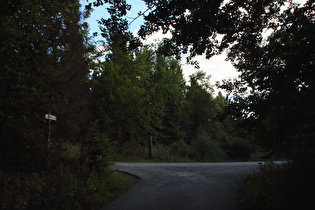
top-left (101, 162), bottom-right (265, 210)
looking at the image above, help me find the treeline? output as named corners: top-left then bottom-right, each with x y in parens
top-left (85, 0), bottom-right (256, 163)
top-left (90, 42), bottom-right (255, 162)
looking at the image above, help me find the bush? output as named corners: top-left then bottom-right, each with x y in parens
top-left (0, 166), bottom-right (134, 209)
top-left (192, 131), bottom-right (226, 161)
top-left (225, 138), bottom-right (252, 161)
top-left (85, 133), bottom-right (116, 170)
top-left (240, 161), bottom-right (315, 210)
top-left (114, 142), bottom-right (147, 161)
top-left (152, 143), bottom-right (191, 162)
top-left (170, 140), bottom-right (192, 158)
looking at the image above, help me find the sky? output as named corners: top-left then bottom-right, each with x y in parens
top-left (80, 0), bottom-right (240, 93)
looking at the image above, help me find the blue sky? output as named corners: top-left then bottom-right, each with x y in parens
top-left (80, 0), bottom-right (239, 93)
top-left (80, 0), bottom-right (148, 41)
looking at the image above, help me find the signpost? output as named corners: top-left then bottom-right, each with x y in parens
top-left (144, 132), bottom-right (154, 159)
top-left (149, 135), bottom-right (153, 159)
top-left (45, 114), bottom-right (57, 121)
top-left (45, 112), bottom-right (56, 168)
top-left (45, 113), bottom-right (57, 151)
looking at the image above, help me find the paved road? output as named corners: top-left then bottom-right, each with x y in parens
top-left (101, 162), bottom-right (265, 210)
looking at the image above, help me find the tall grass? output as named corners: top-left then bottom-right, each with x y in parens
top-left (114, 142), bottom-right (192, 162)
top-left (0, 166), bottom-right (135, 209)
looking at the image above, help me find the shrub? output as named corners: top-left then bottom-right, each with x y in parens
top-left (85, 133), bottom-right (116, 170)
top-left (225, 138), bottom-right (252, 161)
top-left (240, 161), bottom-right (315, 210)
top-left (192, 131), bottom-right (226, 161)
top-left (114, 142), bottom-right (147, 161)
top-left (170, 139), bottom-right (192, 158)
top-left (0, 166), bottom-right (134, 209)
top-left (151, 143), bottom-right (191, 162)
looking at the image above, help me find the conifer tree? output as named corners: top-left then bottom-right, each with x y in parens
top-left (0, 0), bottom-right (91, 171)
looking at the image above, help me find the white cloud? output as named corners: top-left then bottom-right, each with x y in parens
top-left (140, 30), bottom-right (172, 46)
top-left (139, 30), bottom-right (239, 95)
top-left (182, 53), bottom-right (238, 82)
top-left (181, 52), bottom-right (239, 95)
top-left (139, 30), bottom-right (238, 82)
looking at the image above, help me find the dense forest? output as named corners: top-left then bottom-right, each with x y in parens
top-left (0, 0), bottom-right (314, 209)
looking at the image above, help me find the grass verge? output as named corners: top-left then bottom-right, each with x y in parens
top-left (113, 143), bottom-right (194, 163)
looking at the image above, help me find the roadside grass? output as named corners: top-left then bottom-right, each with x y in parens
top-left (112, 143), bottom-right (194, 163)
top-left (240, 161), bottom-right (315, 210)
top-left (112, 142), bottom-right (276, 163)
top-left (0, 166), bottom-right (135, 210)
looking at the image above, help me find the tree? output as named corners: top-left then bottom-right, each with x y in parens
top-left (138, 0), bottom-right (315, 160)
top-left (184, 71), bottom-right (216, 141)
top-left (89, 6), bottom-right (158, 146)
top-left (228, 2), bottom-right (315, 160)
top-left (90, 41), bottom-right (187, 147)
top-left (152, 51), bottom-right (187, 144)
top-left (0, 0), bottom-right (91, 171)
top-left (139, 0), bottom-right (288, 60)
top-left (88, 1), bottom-right (189, 148)
top-left (90, 42), bottom-right (153, 144)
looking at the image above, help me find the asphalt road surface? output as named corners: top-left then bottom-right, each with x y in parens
top-left (101, 162), bottom-right (265, 210)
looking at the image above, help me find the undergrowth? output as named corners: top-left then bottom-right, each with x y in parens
top-left (240, 161), bottom-right (315, 210)
top-left (0, 165), bottom-right (135, 210)
top-left (113, 140), bottom-right (270, 163)
top-left (113, 142), bottom-right (193, 163)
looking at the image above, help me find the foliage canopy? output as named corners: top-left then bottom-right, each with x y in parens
top-left (136, 0), bottom-right (315, 160)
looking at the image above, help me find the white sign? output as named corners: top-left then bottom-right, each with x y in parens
top-left (45, 114), bottom-right (57, 121)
